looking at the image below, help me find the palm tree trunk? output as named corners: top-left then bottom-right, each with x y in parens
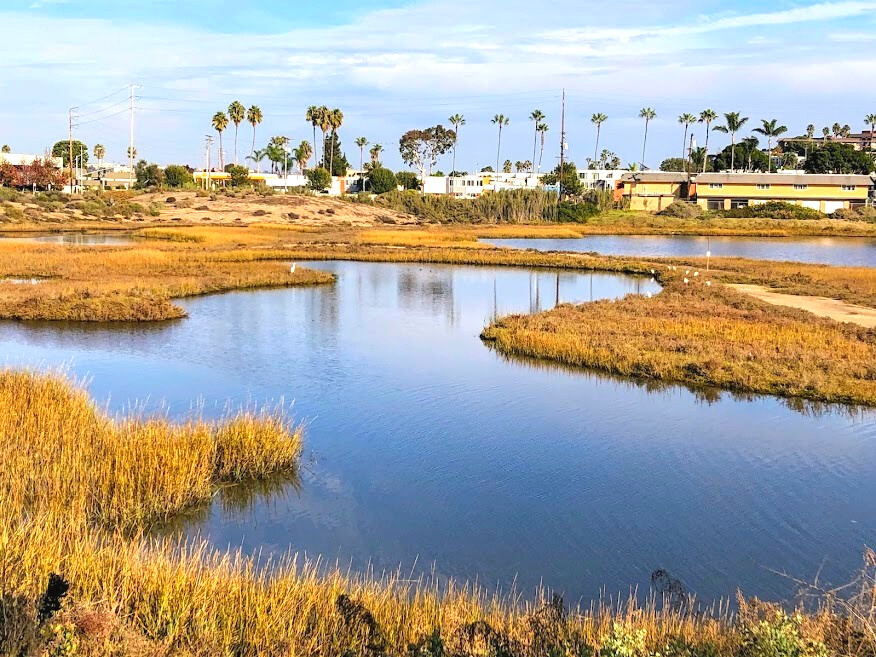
top-left (539, 134), bottom-right (545, 171)
top-left (532, 126), bottom-right (538, 175)
top-left (218, 133), bottom-right (224, 170)
top-left (496, 127), bottom-right (502, 178)
top-left (730, 134), bottom-right (736, 172)
top-left (682, 126), bottom-right (689, 171)
top-left (594, 125), bottom-right (601, 163)
top-left (251, 126), bottom-right (256, 170)
top-left (641, 120), bottom-right (649, 169)
top-left (234, 125), bottom-right (239, 165)
top-left (703, 122), bottom-right (710, 173)
top-left (767, 137), bottom-right (772, 173)
top-left (451, 142), bottom-right (457, 176)
top-left (329, 131), bottom-right (335, 177)
top-left (312, 126), bottom-right (317, 169)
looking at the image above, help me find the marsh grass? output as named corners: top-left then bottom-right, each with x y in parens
top-left (482, 280), bottom-right (876, 406)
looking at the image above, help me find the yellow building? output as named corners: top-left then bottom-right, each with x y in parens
top-left (695, 173), bottom-right (873, 213)
top-left (617, 172), bottom-right (688, 211)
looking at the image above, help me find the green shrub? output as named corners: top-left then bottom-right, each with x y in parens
top-left (723, 201), bottom-right (822, 221)
top-left (226, 164), bottom-right (250, 188)
top-left (832, 206), bottom-right (876, 222)
top-left (368, 167), bottom-right (398, 195)
top-left (739, 612), bottom-right (828, 657)
top-left (658, 201), bottom-right (703, 218)
top-left (599, 623), bottom-right (649, 657)
top-left (164, 165), bottom-right (193, 188)
top-left (396, 171), bottom-right (420, 191)
top-left (307, 167), bottom-right (332, 192)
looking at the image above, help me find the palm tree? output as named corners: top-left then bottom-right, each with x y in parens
top-left (822, 127), bottom-right (830, 140)
top-left (294, 141), bottom-right (312, 174)
top-left (713, 111), bottom-right (749, 171)
top-left (246, 105), bottom-right (263, 166)
top-left (698, 109), bottom-right (718, 173)
top-left (841, 124), bottom-right (852, 138)
top-left (317, 105), bottom-right (331, 164)
top-left (638, 108), bottom-right (656, 169)
top-left (93, 144), bottom-right (105, 169)
top-left (491, 114), bottom-right (509, 180)
top-left (866, 114), bottom-right (876, 153)
top-left (212, 111), bottom-right (229, 169)
top-left (503, 159), bottom-right (512, 174)
top-left (753, 119), bottom-right (788, 172)
top-left (591, 113), bottom-right (607, 163)
top-left (327, 108), bottom-right (344, 176)
top-left (678, 113), bottom-right (697, 172)
top-left (529, 110), bottom-right (545, 174)
top-left (832, 123), bottom-right (842, 138)
top-left (306, 106), bottom-right (320, 169)
top-left (537, 123), bottom-right (549, 171)
top-left (227, 101), bottom-right (245, 165)
top-left (126, 146), bottom-right (137, 160)
top-left (355, 136), bottom-right (368, 190)
top-left (369, 143), bottom-right (383, 169)
top-left (0, 145), bottom-right (10, 154)
top-left (448, 114), bottom-right (465, 174)
top-left (247, 147), bottom-right (268, 173)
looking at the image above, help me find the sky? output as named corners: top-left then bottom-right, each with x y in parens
top-left (2, 0), bottom-right (876, 172)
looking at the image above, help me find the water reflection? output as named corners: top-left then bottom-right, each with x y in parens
top-left (483, 236), bottom-right (876, 268)
top-left (0, 260), bottom-right (873, 603)
top-left (0, 233), bottom-right (132, 245)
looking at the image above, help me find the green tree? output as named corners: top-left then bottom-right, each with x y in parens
top-left (326, 108), bottom-right (344, 175)
top-left (317, 105), bottom-right (331, 162)
top-left (678, 113), bottom-right (697, 172)
top-left (367, 167), bottom-right (397, 194)
top-left (448, 113), bottom-right (465, 175)
top-left (247, 148), bottom-right (267, 173)
top-left (659, 157), bottom-right (686, 172)
top-left (306, 166), bottom-right (332, 191)
top-left (541, 161), bottom-right (581, 197)
top-left (714, 138), bottom-right (767, 172)
top-left (591, 113), bottom-right (607, 164)
top-left (713, 111), bottom-right (749, 171)
top-left (355, 136), bottom-right (368, 191)
top-left (690, 147), bottom-right (707, 173)
top-left (93, 144), bottom-right (105, 168)
top-left (294, 140), bottom-right (312, 173)
top-left (212, 111), bottom-right (229, 170)
top-left (246, 105), bottom-right (263, 165)
top-left (537, 123), bottom-right (549, 171)
top-left (398, 126), bottom-right (455, 193)
top-left (52, 140), bottom-right (88, 167)
top-left (396, 170), bottom-right (420, 190)
top-left (491, 114), bottom-right (509, 176)
top-left (529, 109), bottom-right (545, 174)
top-left (228, 101), bottom-right (245, 165)
top-left (804, 142), bottom-right (873, 174)
top-left (164, 164), bottom-right (193, 188)
top-left (134, 160), bottom-right (163, 188)
top-left (369, 143), bottom-right (383, 170)
top-left (638, 108), bottom-right (656, 168)
top-left (698, 109), bottom-right (718, 173)
top-left (321, 133), bottom-right (349, 177)
top-left (753, 118), bottom-right (788, 173)
top-left (225, 164), bottom-right (250, 187)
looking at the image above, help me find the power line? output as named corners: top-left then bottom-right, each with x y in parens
top-left (73, 107), bottom-right (132, 127)
top-left (73, 97), bottom-right (137, 119)
top-left (71, 85), bottom-right (131, 110)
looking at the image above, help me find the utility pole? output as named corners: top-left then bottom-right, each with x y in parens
top-left (129, 83), bottom-right (135, 188)
top-left (68, 109), bottom-right (74, 192)
top-left (204, 135), bottom-right (214, 190)
top-left (558, 89), bottom-right (566, 200)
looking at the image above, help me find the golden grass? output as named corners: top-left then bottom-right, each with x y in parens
top-left (482, 280), bottom-right (876, 406)
top-left (356, 228), bottom-right (492, 248)
top-left (4, 370), bottom-right (869, 656)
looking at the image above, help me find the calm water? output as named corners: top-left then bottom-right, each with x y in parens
top-left (483, 236), bottom-right (876, 267)
top-left (0, 233), bottom-right (133, 245)
top-left (1, 261), bottom-right (874, 603)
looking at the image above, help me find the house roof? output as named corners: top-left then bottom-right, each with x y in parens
top-left (619, 171), bottom-right (688, 183)
top-left (697, 173), bottom-right (874, 186)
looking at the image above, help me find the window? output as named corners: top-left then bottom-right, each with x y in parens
top-left (730, 199), bottom-right (749, 209)
top-left (793, 184), bottom-right (808, 190)
top-left (756, 184), bottom-right (770, 190)
top-left (709, 183), bottom-right (723, 189)
top-left (842, 185), bottom-right (856, 191)
top-left (606, 173), bottom-right (613, 179)
top-left (707, 199), bottom-right (724, 211)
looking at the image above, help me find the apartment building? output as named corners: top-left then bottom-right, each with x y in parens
top-left (616, 172), bottom-right (689, 211)
top-left (576, 169), bottom-right (629, 191)
top-left (447, 172), bottom-right (539, 198)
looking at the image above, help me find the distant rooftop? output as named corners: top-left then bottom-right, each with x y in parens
top-left (697, 172), bottom-right (874, 185)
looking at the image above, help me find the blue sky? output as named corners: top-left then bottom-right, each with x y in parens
top-left (2, 0), bottom-right (876, 171)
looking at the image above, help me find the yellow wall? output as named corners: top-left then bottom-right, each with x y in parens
top-left (697, 182), bottom-right (868, 201)
top-left (622, 181), bottom-right (684, 212)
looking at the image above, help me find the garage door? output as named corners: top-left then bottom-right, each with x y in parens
top-left (802, 200), bottom-right (821, 211)
top-left (823, 201), bottom-right (844, 214)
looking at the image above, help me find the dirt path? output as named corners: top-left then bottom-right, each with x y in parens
top-left (731, 284), bottom-right (876, 328)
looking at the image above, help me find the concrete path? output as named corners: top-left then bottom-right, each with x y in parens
top-left (731, 284), bottom-right (876, 328)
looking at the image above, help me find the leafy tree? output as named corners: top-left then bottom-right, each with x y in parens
top-left (246, 105), bottom-right (263, 163)
top-left (0, 159), bottom-right (16, 186)
top-left (713, 111), bottom-right (749, 171)
top-left (0, 145), bottom-right (10, 154)
top-left (591, 113), bottom-right (607, 163)
top-left (225, 164), bottom-right (250, 187)
top-left (321, 133), bottom-right (349, 177)
top-left (480, 166), bottom-right (494, 173)
top-left (638, 107), bottom-right (656, 168)
top-left (164, 164), bottom-right (193, 188)
top-left (530, 109), bottom-right (545, 174)
top-left (134, 160), bottom-right (164, 188)
top-left (212, 111), bottom-right (229, 169)
top-left (52, 140), bottom-right (88, 167)
top-left (228, 101), bottom-right (245, 165)
top-left (491, 114), bottom-right (509, 175)
top-left (690, 147), bottom-right (707, 172)
top-left (753, 118), bottom-right (788, 173)
top-left (265, 136), bottom-right (290, 175)
top-left (541, 161), bottom-right (581, 197)
top-left (367, 167), bottom-right (397, 194)
top-left (398, 125), bottom-right (455, 191)
top-left (659, 158), bottom-right (686, 172)
top-left (698, 109), bottom-right (718, 172)
top-left (247, 148), bottom-right (268, 173)
top-left (306, 166), bottom-right (332, 191)
top-left (448, 114), bottom-right (465, 175)
top-left (396, 170), bottom-right (420, 190)
top-left (354, 137), bottom-right (368, 171)
top-left (713, 138), bottom-right (767, 172)
top-left (15, 157), bottom-right (64, 189)
top-left (804, 142), bottom-right (873, 174)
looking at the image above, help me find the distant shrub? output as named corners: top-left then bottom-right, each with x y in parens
top-left (832, 206), bottom-right (876, 222)
top-left (163, 165), bottom-right (193, 188)
top-left (658, 201), bottom-right (703, 218)
top-left (196, 205), bottom-right (209, 211)
top-left (252, 209), bottom-right (268, 217)
top-left (723, 201), bottom-right (822, 221)
top-left (146, 202), bottom-right (162, 217)
top-left (396, 171), bottom-right (420, 191)
top-left (325, 208), bottom-right (336, 215)
top-left (306, 167), bottom-right (332, 192)
top-left (165, 197), bottom-right (177, 203)
top-left (368, 167), bottom-right (398, 195)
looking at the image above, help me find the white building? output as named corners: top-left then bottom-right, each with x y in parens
top-left (576, 169), bottom-right (629, 191)
top-left (447, 171), bottom-right (540, 198)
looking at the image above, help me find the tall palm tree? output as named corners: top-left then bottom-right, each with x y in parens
top-left (448, 114), bottom-right (465, 174)
top-left (93, 144), bottom-right (105, 169)
top-left (491, 114), bottom-right (509, 178)
top-left (126, 146), bottom-right (137, 160)
top-left (306, 106), bottom-right (320, 170)
top-left (713, 111), bottom-right (749, 171)
top-left (503, 159), bottom-right (512, 174)
top-left (822, 126), bottom-right (830, 140)
top-left (212, 111), bottom-right (229, 170)
top-left (317, 105), bottom-right (331, 164)
top-left (355, 136), bottom-right (368, 190)
top-left (832, 123), bottom-right (842, 138)
top-left (246, 105), bottom-right (263, 167)
top-left (537, 123), bottom-right (549, 171)
top-left (841, 124), bottom-right (852, 138)
top-left (638, 108), bottom-right (656, 169)
top-left (227, 101), bottom-right (245, 165)
top-left (591, 113), bottom-right (607, 163)
top-left (678, 113), bottom-right (697, 172)
top-left (328, 108), bottom-right (344, 176)
top-left (866, 114), bottom-right (876, 153)
top-left (529, 109), bottom-right (545, 174)
top-left (698, 109), bottom-right (718, 172)
top-left (369, 143), bottom-right (383, 168)
top-left (294, 141), bottom-right (312, 174)
top-left (753, 119), bottom-right (788, 173)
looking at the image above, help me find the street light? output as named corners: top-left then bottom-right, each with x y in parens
top-left (283, 141), bottom-right (291, 194)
